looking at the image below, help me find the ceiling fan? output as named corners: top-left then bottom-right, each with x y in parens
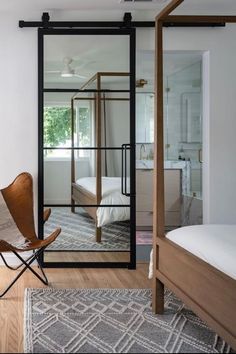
top-left (45, 57), bottom-right (87, 79)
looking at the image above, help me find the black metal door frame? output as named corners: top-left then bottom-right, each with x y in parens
top-left (38, 27), bottom-right (136, 269)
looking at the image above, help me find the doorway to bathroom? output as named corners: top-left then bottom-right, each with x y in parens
top-left (164, 52), bottom-right (203, 227)
top-left (136, 51), bottom-right (203, 260)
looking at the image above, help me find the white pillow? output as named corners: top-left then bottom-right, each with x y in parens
top-left (96, 191), bottom-right (130, 227)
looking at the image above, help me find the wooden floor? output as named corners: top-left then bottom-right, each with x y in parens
top-left (45, 251), bottom-right (130, 263)
top-left (0, 263), bottom-right (150, 353)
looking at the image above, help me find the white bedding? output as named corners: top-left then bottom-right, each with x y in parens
top-left (76, 177), bottom-right (130, 227)
top-left (166, 225), bottom-right (236, 280)
top-left (148, 225), bottom-right (236, 280)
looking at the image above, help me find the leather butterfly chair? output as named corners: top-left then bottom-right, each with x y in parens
top-left (0, 172), bottom-right (61, 298)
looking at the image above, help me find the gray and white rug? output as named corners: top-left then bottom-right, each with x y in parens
top-left (45, 208), bottom-right (130, 251)
top-left (24, 288), bottom-right (233, 353)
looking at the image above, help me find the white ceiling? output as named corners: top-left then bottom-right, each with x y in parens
top-left (44, 35), bottom-right (130, 84)
top-left (173, 0), bottom-right (236, 15)
top-left (1, 0), bottom-right (236, 14)
top-left (1, 0), bottom-right (168, 12)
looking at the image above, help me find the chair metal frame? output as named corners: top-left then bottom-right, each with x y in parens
top-left (0, 247), bottom-right (48, 298)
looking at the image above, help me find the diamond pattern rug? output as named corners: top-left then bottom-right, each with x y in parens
top-left (45, 208), bottom-right (130, 251)
top-left (24, 288), bottom-right (234, 353)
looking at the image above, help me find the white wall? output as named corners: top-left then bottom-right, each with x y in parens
top-left (0, 11), bottom-right (38, 186)
top-left (44, 160), bottom-right (91, 204)
top-left (0, 10), bottom-right (236, 225)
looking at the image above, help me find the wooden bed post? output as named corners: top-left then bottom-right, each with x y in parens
top-left (96, 73), bottom-right (102, 243)
top-left (71, 96), bottom-right (76, 213)
top-left (153, 0), bottom-right (184, 314)
top-left (153, 17), bottom-right (165, 315)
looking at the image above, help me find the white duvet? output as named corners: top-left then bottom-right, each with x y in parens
top-left (76, 177), bottom-right (130, 227)
top-left (166, 225), bottom-right (236, 280)
top-left (149, 225), bottom-right (236, 280)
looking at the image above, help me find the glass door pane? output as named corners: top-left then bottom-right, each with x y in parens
top-left (40, 29), bottom-right (135, 267)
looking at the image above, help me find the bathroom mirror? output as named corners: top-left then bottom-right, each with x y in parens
top-left (39, 28), bottom-right (136, 268)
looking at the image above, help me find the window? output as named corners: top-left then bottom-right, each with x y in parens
top-left (44, 106), bottom-right (71, 158)
top-left (44, 102), bottom-right (93, 159)
top-left (75, 100), bottom-right (93, 158)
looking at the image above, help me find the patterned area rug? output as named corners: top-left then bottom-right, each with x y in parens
top-left (24, 288), bottom-right (233, 353)
top-left (45, 208), bottom-right (130, 251)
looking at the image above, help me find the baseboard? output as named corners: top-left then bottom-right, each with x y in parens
top-left (0, 252), bottom-right (36, 266)
top-left (44, 200), bottom-right (70, 205)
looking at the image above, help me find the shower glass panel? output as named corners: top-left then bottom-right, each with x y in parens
top-left (164, 53), bottom-right (203, 228)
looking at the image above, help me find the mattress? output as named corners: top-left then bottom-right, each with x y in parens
top-left (75, 177), bottom-right (130, 227)
top-left (166, 225), bottom-right (236, 280)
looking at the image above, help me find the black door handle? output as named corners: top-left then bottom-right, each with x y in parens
top-left (121, 144), bottom-right (131, 196)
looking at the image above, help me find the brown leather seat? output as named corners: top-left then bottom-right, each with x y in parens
top-left (0, 172), bottom-right (61, 297)
top-left (43, 208), bottom-right (51, 224)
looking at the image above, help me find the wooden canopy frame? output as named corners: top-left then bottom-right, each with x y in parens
top-left (71, 72), bottom-right (130, 243)
top-left (153, 0), bottom-right (236, 349)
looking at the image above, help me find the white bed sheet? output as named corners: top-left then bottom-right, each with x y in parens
top-left (166, 225), bottom-right (236, 280)
top-left (76, 177), bottom-right (130, 227)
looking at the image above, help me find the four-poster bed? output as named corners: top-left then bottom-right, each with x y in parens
top-left (71, 72), bottom-right (131, 243)
top-left (153, 0), bottom-right (236, 349)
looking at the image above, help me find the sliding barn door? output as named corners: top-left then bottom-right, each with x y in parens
top-left (38, 28), bottom-right (136, 268)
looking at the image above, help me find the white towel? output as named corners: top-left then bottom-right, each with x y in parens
top-left (148, 248), bottom-right (153, 279)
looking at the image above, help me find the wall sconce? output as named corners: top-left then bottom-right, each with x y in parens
top-left (136, 79), bottom-right (148, 88)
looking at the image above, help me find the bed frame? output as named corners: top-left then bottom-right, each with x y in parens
top-left (153, 0), bottom-right (236, 349)
top-left (71, 72), bottom-right (130, 243)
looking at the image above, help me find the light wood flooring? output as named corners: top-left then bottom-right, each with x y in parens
top-left (44, 251), bottom-right (130, 263)
top-left (0, 263), bottom-right (150, 353)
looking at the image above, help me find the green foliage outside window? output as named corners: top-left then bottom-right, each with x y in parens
top-left (44, 105), bottom-right (91, 157)
top-left (44, 107), bottom-right (71, 148)
top-left (78, 107), bottom-right (90, 147)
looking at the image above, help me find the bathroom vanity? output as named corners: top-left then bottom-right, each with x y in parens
top-left (136, 160), bottom-right (182, 230)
